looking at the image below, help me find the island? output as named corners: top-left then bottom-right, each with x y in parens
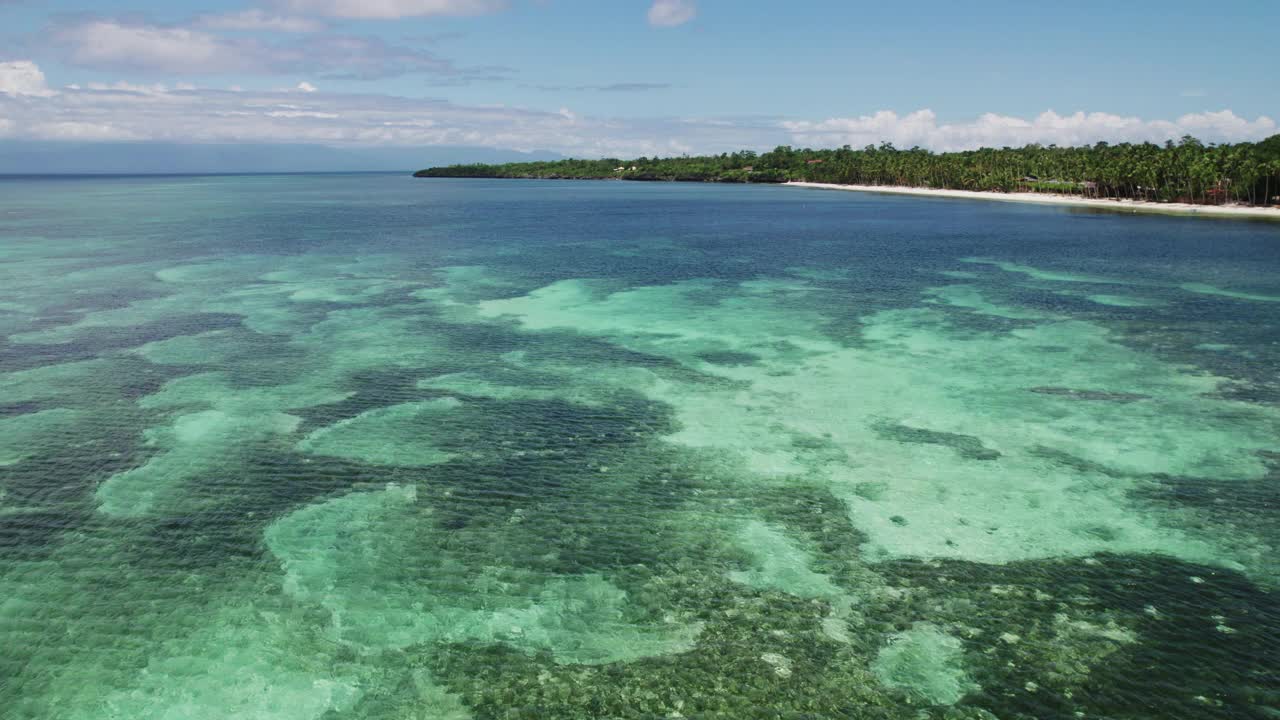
top-left (417, 134), bottom-right (1280, 217)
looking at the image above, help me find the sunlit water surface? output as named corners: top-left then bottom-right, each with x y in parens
top-left (1, 175), bottom-right (1277, 719)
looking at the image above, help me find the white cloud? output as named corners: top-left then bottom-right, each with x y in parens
top-left (782, 109), bottom-right (1278, 152)
top-left (278, 0), bottom-right (506, 19)
top-left (648, 0), bottom-right (696, 27)
top-left (86, 81), bottom-right (176, 94)
top-left (1173, 109), bottom-right (1275, 141)
top-left (0, 60), bottom-right (56, 97)
top-left (297, 81), bottom-right (318, 92)
top-left (195, 10), bottom-right (326, 33)
top-left (52, 20), bottom-right (506, 81)
top-left (58, 21), bottom-right (257, 74)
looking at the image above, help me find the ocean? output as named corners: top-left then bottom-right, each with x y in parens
top-left (1, 173), bottom-right (1277, 719)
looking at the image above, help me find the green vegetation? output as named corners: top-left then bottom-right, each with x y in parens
top-left (415, 156), bottom-right (788, 184)
top-left (417, 134), bottom-right (1280, 206)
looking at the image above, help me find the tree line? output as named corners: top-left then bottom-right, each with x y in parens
top-left (416, 134), bottom-right (1280, 207)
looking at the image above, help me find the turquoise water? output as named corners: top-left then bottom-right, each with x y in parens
top-left (1, 174), bottom-right (1278, 719)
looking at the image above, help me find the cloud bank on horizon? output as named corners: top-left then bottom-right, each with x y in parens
top-left (2, 60), bottom-right (1272, 157)
top-left (1, 0), bottom-right (1276, 160)
top-left (783, 110), bottom-right (1277, 154)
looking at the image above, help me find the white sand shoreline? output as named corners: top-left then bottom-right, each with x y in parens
top-left (786, 181), bottom-right (1280, 220)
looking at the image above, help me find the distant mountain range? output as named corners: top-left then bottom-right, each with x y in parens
top-left (0, 142), bottom-right (563, 175)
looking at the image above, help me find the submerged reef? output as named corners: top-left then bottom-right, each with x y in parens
top-left (872, 623), bottom-right (975, 706)
top-left (2, 177), bottom-right (1278, 719)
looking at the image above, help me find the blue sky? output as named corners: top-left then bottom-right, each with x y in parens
top-left (1, 0), bottom-right (1277, 156)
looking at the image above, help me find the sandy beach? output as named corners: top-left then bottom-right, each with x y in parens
top-left (787, 182), bottom-right (1280, 220)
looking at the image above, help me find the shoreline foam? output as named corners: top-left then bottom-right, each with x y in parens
top-left (787, 181), bottom-right (1280, 220)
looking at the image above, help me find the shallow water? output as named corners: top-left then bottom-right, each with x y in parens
top-left (1, 174), bottom-right (1278, 719)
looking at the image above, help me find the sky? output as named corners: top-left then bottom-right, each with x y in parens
top-left (1, 0), bottom-right (1278, 160)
